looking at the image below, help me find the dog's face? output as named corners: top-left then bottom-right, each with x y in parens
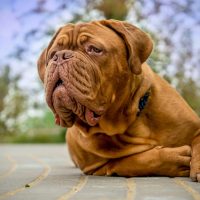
top-left (37, 20), bottom-right (153, 128)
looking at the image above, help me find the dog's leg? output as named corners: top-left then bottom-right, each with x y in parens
top-left (93, 145), bottom-right (191, 177)
top-left (190, 132), bottom-right (200, 182)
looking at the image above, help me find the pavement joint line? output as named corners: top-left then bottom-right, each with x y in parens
top-left (174, 178), bottom-right (200, 200)
top-left (0, 154), bottom-right (51, 200)
top-left (126, 178), bottom-right (136, 200)
top-left (57, 175), bottom-right (88, 200)
top-left (0, 154), bottom-right (17, 180)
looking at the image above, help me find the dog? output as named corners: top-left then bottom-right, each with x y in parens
top-left (37, 19), bottom-right (200, 181)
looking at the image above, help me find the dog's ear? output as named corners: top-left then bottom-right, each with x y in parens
top-left (37, 27), bottom-right (63, 82)
top-left (100, 20), bottom-right (153, 74)
top-left (37, 48), bottom-right (47, 82)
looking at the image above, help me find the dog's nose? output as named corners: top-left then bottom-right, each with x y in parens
top-left (53, 50), bottom-right (73, 62)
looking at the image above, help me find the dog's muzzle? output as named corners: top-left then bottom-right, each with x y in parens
top-left (44, 50), bottom-right (104, 127)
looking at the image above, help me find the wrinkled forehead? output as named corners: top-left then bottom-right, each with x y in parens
top-left (51, 22), bottom-right (122, 49)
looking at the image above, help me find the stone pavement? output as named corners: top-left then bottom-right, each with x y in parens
top-left (0, 144), bottom-right (199, 200)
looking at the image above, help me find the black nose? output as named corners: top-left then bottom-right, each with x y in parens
top-left (53, 50), bottom-right (73, 62)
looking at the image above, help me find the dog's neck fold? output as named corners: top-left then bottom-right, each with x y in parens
top-left (85, 65), bottom-right (153, 137)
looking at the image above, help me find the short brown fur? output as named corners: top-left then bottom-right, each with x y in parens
top-left (38, 20), bottom-right (200, 182)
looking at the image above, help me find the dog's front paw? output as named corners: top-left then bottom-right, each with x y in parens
top-left (190, 158), bottom-right (200, 182)
top-left (157, 145), bottom-right (191, 177)
top-left (190, 134), bottom-right (200, 182)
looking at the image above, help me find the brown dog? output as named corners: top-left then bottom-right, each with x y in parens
top-left (37, 19), bottom-right (200, 181)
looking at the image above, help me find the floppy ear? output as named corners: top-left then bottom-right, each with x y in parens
top-left (37, 48), bottom-right (47, 82)
top-left (100, 20), bottom-right (153, 74)
top-left (37, 27), bottom-right (63, 82)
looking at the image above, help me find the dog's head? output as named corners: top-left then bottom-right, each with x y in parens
top-left (37, 19), bottom-right (153, 128)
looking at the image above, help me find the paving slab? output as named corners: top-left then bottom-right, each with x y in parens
top-left (0, 144), bottom-right (199, 200)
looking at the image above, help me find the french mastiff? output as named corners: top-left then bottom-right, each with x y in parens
top-left (38, 20), bottom-right (200, 181)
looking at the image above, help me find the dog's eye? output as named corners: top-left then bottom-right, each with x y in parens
top-left (86, 45), bottom-right (102, 55)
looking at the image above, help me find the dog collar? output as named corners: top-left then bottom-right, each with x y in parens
top-left (137, 90), bottom-right (151, 116)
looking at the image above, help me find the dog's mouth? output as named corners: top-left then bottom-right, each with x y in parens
top-left (45, 55), bottom-right (105, 128)
top-left (50, 78), bottom-right (103, 128)
top-left (55, 79), bottom-right (63, 88)
top-left (55, 106), bottom-right (101, 127)
top-left (85, 108), bottom-right (101, 126)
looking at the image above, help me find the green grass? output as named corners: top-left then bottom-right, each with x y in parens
top-left (0, 109), bottom-right (67, 143)
top-left (0, 128), bottom-right (66, 143)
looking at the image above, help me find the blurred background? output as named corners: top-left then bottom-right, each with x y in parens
top-left (0, 0), bottom-right (200, 143)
